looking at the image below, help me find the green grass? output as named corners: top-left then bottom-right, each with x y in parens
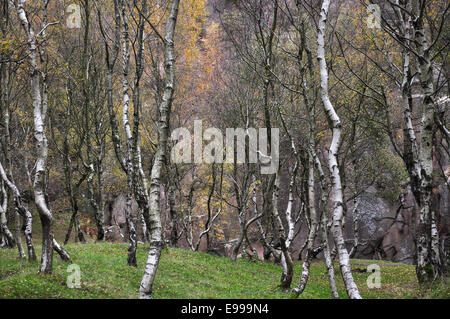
top-left (1, 242), bottom-right (448, 299)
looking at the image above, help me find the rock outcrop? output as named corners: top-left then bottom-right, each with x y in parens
top-left (104, 194), bottom-right (145, 242)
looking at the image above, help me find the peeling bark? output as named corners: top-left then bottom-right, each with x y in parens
top-left (317, 0), bottom-right (361, 299)
top-left (52, 235), bottom-right (70, 263)
top-left (314, 154), bottom-right (339, 298)
top-left (0, 179), bottom-right (14, 248)
top-left (15, 0), bottom-right (56, 273)
top-left (293, 150), bottom-right (319, 296)
top-left (412, 0), bottom-right (443, 282)
top-left (140, 0), bottom-right (180, 299)
top-left (119, 0), bottom-right (138, 267)
top-left (0, 161), bottom-right (36, 261)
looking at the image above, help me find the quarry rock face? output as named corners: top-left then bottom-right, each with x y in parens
top-left (350, 181), bottom-right (450, 265)
top-left (350, 186), bottom-right (415, 264)
top-left (104, 225), bottom-right (125, 242)
top-left (103, 194), bottom-right (145, 242)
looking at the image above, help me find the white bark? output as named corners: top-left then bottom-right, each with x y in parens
top-left (15, 0), bottom-right (55, 273)
top-left (15, 211), bottom-right (26, 258)
top-left (0, 159), bottom-right (36, 261)
top-left (140, 0), bottom-right (180, 299)
top-left (119, 0), bottom-right (138, 267)
top-left (315, 154), bottom-right (339, 298)
top-left (273, 171), bottom-right (293, 290)
top-left (0, 179), bottom-right (14, 248)
top-left (131, 0), bottom-right (153, 245)
top-left (293, 150), bottom-right (319, 296)
top-left (317, 0), bottom-right (361, 299)
top-left (412, 0), bottom-right (443, 282)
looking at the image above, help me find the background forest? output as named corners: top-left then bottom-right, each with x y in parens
top-left (0, 0), bottom-right (448, 299)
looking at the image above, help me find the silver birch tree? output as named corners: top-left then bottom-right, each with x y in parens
top-left (139, 0), bottom-right (180, 299)
top-left (316, 0), bottom-right (361, 299)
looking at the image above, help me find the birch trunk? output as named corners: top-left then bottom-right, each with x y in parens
top-left (14, 212), bottom-right (25, 258)
top-left (284, 161), bottom-right (298, 252)
top-left (120, 0), bottom-right (138, 267)
top-left (0, 179), bottom-right (14, 247)
top-left (273, 171), bottom-right (293, 290)
top-left (317, 0), bottom-right (361, 298)
top-left (93, 73), bottom-right (106, 242)
top-left (140, 0), bottom-right (180, 299)
top-left (15, 0), bottom-right (55, 273)
top-left (231, 205), bottom-right (247, 262)
top-left (1, 62), bottom-right (30, 255)
top-left (132, 0), bottom-right (151, 245)
top-left (168, 183), bottom-right (178, 246)
top-left (293, 151), bottom-right (319, 296)
top-left (412, 0), bottom-right (443, 282)
top-left (255, 175), bottom-right (279, 260)
top-left (100, 0), bottom-right (127, 173)
top-left (312, 151), bottom-right (339, 299)
top-left (400, 15), bottom-right (421, 204)
top-left (0, 13), bottom-right (16, 249)
top-left (0, 161), bottom-right (36, 261)
top-left (95, 146), bottom-right (105, 241)
top-left (293, 52), bottom-right (320, 295)
top-left (195, 164), bottom-right (223, 252)
top-left (52, 236), bottom-right (70, 262)
top-left (62, 133), bottom-right (86, 244)
top-left (315, 153), bottom-right (339, 298)
top-left (231, 163), bottom-right (252, 261)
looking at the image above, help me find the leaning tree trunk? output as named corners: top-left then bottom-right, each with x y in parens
top-left (52, 236), bottom-right (70, 262)
top-left (1, 1), bottom-right (30, 257)
top-left (2, 72), bottom-right (26, 257)
top-left (0, 161), bottom-right (36, 261)
top-left (317, 0), bottom-right (361, 299)
top-left (139, 0), bottom-right (180, 299)
top-left (0, 179), bottom-right (14, 248)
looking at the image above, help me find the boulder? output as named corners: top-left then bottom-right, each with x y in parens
top-left (103, 194), bottom-right (145, 242)
top-left (352, 186), bottom-right (415, 263)
top-left (104, 225), bottom-right (126, 242)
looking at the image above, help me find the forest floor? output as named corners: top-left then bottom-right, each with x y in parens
top-left (0, 242), bottom-right (449, 299)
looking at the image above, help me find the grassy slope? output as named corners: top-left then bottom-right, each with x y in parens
top-left (1, 242), bottom-right (448, 299)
